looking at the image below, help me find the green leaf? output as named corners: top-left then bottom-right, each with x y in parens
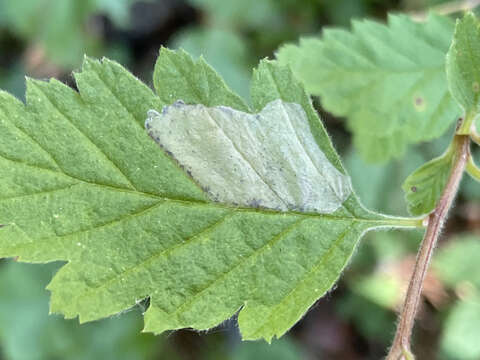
top-left (277, 13), bottom-right (460, 162)
top-left (0, 50), bottom-right (417, 342)
top-left (446, 12), bottom-right (480, 133)
top-left (402, 144), bottom-right (455, 216)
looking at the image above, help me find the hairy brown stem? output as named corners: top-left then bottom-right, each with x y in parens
top-left (386, 135), bottom-right (470, 360)
top-left (410, 0), bottom-right (480, 21)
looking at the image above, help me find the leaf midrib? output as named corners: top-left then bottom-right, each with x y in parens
top-left (0, 152), bottom-right (387, 224)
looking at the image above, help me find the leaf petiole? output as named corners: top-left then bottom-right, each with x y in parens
top-left (380, 217), bottom-right (424, 228)
top-left (466, 154), bottom-right (480, 181)
top-left (469, 124), bottom-right (480, 145)
top-left (410, 0), bottom-right (480, 21)
top-left (402, 347), bottom-right (415, 360)
top-left (457, 110), bottom-right (477, 135)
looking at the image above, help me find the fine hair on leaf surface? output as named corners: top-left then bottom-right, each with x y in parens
top-left (0, 47), bottom-right (420, 343)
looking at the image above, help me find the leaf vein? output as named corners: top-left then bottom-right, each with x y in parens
top-left (37, 83), bottom-right (138, 192)
top-left (249, 220), bottom-right (356, 337)
top-left (0, 107), bottom-right (61, 171)
top-left (0, 184), bottom-right (81, 202)
top-left (4, 200), bottom-right (166, 254)
top-left (204, 108), bottom-right (289, 207)
top-left (165, 217), bottom-right (306, 318)
top-left (91, 62), bottom-right (209, 196)
top-left (265, 69), bottom-right (354, 216)
top-left (75, 211), bottom-right (236, 304)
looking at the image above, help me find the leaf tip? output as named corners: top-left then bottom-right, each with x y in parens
top-left (455, 11), bottom-right (477, 31)
top-left (25, 77), bottom-right (45, 94)
top-left (158, 45), bottom-right (171, 57)
top-left (159, 46), bottom-right (189, 61)
top-left (81, 55), bottom-right (100, 71)
top-left (463, 11), bottom-right (477, 20)
top-left (255, 57), bottom-right (283, 76)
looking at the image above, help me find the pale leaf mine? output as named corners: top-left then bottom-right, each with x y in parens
top-left (145, 99), bottom-right (351, 213)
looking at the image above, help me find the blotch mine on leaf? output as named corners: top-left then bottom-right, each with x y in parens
top-left (145, 99), bottom-right (352, 213)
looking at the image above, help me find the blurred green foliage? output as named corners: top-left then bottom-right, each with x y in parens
top-left (0, 0), bottom-right (153, 67)
top-left (434, 235), bottom-right (480, 288)
top-left (0, 260), bottom-right (159, 360)
top-left (171, 28), bottom-right (251, 99)
top-left (0, 260), bottom-right (306, 360)
top-left (231, 339), bottom-right (304, 360)
top-left (434, 236), bottom-right (480, 360)
top-left (441, 297), bottom-right (480, 360)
